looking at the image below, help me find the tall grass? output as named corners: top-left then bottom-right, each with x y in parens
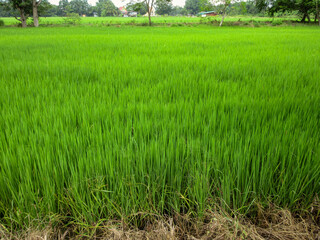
top-left (0, 26), bottom-right (319, 230)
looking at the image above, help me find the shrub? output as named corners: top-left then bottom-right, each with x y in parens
top-left (272, 19), bottom-right (283, 26)
top-left (63, 13), bottom-right (81, 25)
top-left (139, 22), bottom-right (148, 26)
top-left (252, 20), bottom-right (260, 27)
top-left (253, 22), bottom-right (260, 27)
top-left (200, 17), bottom-right (210, 24)
top-left (0, 19), bottom-right (4, 27)
top-left (28, 18), bottom-right (34, 27)
top-left (170, 23), bottom-right (184, 27)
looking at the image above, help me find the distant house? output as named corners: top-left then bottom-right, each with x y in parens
top-left (119, 6), bottom-right (127, 13)
top-left (119, 6), bottom-right (137, 17)
top-left (198, 11), bottom-right (218, 17)
top-left (119, 6), bottom-right (128, 17)
top-left (128, 12), bottom-right (138, 17)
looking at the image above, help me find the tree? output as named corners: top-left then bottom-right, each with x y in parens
top-left (37, 0), bottom-right (53, 16)
top-left (126, 1), bottom-right (147, 15)
top-left (2, 0), bottom-right (53, 26)
top-left (246, 1), bottom-right (260, 14)
top-left (58, 0), bottom-right (70, 16)
top-left (32, 0), bottom-right (52, 26)
top-left (155, 0), bottom-right (172, 15)
top-left (185, 0), bottom-right (200, 14)
top-left (169, 6), bottom-right (188, 15)
top-left (316, 0), bottom-right (320, 25)
top-left (127, 0), bottom-right (171, 26)
top-left (69, 0), bottom-right (89, 15)
top-left (240, 1), bottom-right (247, 14)
top-left (200, 0), bottom-right (214, 11)
top-left (96, 0), bottom-right (118, 16)
top-left (8, 0), bottom-right (32, 27)
top-left (219, 0), bottom-right (229, 26)
top-left (146, 0), bottom-right (155, 25)
top-left (212, 0), bottom-right (238, 26)
top-left (0, 0), bottom-right (18, 16)
top-left (41, 2), bottom-right (58, 16)
top-left (32, 0), bottom-right (41, 27)
top-left (255, 0), bottom-right (319, 23)
top-left (86, 5), bottom-right (96, 16)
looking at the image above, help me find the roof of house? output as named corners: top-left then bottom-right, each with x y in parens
top-left (198, 11), bottom-right (217, 15)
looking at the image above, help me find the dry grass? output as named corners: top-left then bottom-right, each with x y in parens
top-left (1, 206), bottom-right (319, 240)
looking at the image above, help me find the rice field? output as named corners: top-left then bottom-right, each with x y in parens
top-left (0, 25), bottom-right (320, 234)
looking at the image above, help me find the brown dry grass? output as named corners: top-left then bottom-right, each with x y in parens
top-left (1, 207), bottom-right (319, 240)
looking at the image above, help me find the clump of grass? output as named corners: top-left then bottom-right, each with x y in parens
top-left (272, 19), bottom-right (283, 26)
top-left (170, 23), bottom-right (184, 27)
top-left (1, 205), bottom-right (319, 239)
top-left (63, 13), bottom-right (81, 25)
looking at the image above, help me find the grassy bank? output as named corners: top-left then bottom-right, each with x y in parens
top-left (0, 15), bottom-right (301, 26)
top-left (0, 26), bottom-right (319, 237)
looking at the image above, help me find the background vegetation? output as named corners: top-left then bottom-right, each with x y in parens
top-left (1, 0), bottom-right (319, 26)
top-left (0, 15), bottom-right (301, 26)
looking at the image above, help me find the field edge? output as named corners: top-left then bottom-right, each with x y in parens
top-left (1, 203), bottom-right (319, 240)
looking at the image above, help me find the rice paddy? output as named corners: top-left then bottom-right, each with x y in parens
top-left (0, 25), bottom-right (320, 235)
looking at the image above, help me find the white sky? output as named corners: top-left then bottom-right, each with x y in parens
top-left (49, 0), bottom-right (185, 7)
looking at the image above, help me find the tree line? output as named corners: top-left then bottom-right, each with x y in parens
top-left (0, 0), bottom-right (319, 27)
top-left (0, 0), bottom-right (268, 23)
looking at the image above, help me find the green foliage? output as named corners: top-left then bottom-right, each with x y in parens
top-left (63, 12), bottom-right (81, 24)
top-left (126, 1), bottom-right (148, 15)
top-left (198, 0), bottom-right (262, 16)
top-left (0, 26), bottom-right (319, 230)
top-left (185, 0), bottom-right (200, 14)
top-left (170, 6), bottom-right (188, 15)
top-left (255, 0), bottom-right (318, 21)
top-left (240, 1), bottom-right (247, 14)
top-left (7, 0), bottom-right (32, 22)
top-left (170, 22), bottom-right (184, 26)
top-left (0, 19), bottom-right (4, 25)
top-left (58, 0), bottom-right (71, 16)
top-left (156, 0), bottom-right (173, 15)
top-left (252, 20), bottom-right (260, 26)
top-left (0, 16), bottom-right (301, 26)
top-left (97, 0), bottom-right (118, 17)
top-left (69, 0), bottom-right (89, 15)
top-left (0, 0), bottom-right (16, 17)
top-left (272, 18), bottom-right (282, 25)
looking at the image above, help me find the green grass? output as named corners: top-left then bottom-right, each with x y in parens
top-left (0, 15), bottom-right (300, 26)
top-left (0, 25), bottom-right (320, 231)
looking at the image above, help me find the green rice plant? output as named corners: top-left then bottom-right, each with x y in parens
top-left (0, 26), bottom-right (319, 231)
